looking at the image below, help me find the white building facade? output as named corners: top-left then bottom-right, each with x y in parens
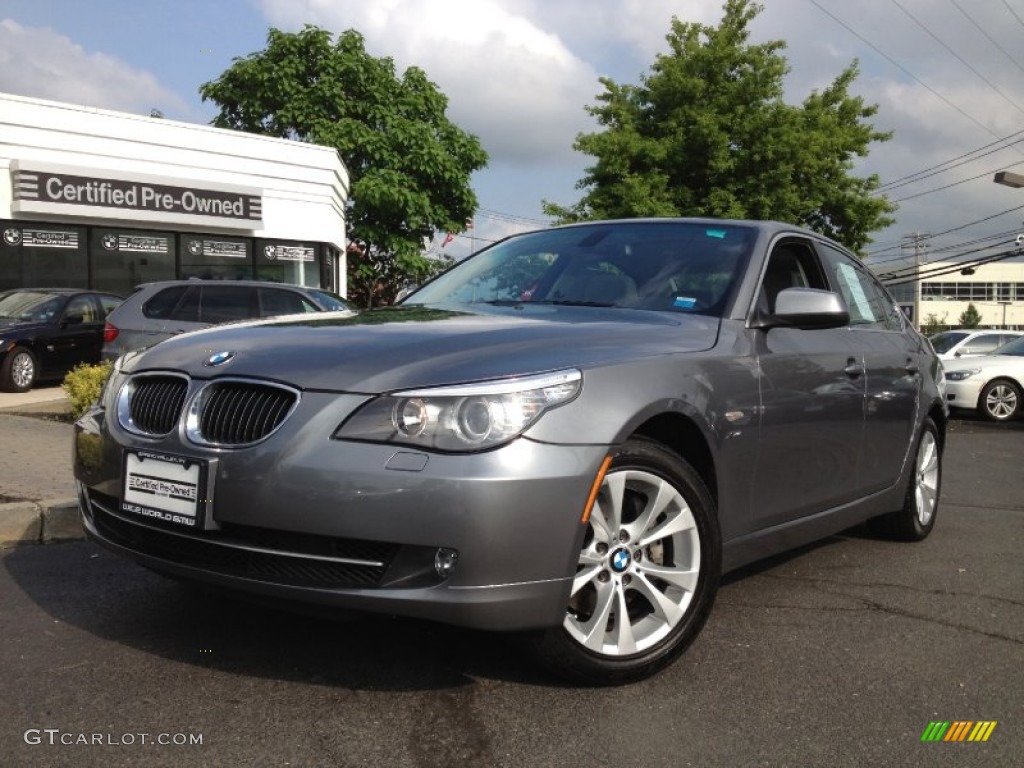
top-left (1, 93), bottom-right (349, 297)
top-left (915, 260), bottom-right (1024, 330)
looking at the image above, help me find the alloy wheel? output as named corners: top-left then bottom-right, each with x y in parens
top-left (913, 429), bottom-right (940, 527)
top-left (564, 468), bottom-right (701, 657)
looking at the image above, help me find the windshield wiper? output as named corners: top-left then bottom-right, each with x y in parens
top-left (530, 299), bottom-right (616, 308)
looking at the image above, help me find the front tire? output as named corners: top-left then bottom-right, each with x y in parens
top-left (979, 378), bottom-right (1021, 421)
top-left (1, 347), bottom-right (37, 393)
top-left (533, 439), bottom-right (721, 685)
top-left (868, 418), bottom-right (941, 541)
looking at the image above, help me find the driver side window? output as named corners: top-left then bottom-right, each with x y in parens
top-left (759, 240), bottom-right (827, 313)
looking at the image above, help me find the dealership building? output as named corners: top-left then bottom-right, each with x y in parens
top-left (0, 92), bottom-right (350, 297)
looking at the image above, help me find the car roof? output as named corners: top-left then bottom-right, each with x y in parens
top-left (133, 279), bottom-right (319, 290)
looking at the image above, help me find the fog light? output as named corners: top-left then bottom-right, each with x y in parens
top-left (434, 547), bottom-right (459, 578)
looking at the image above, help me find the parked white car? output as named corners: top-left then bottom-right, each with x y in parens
top-left (928, 329), bottom-right (1022, 361)
top-left (943, 335), bottom-right (1024, 420)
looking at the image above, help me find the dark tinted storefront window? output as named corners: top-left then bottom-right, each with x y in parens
top-left (256, 240), bottom-right (320, 286)
top-left (0, 220), bottom-right (87, 290)
top-left (1, 220), bottom-right (334, 292)
top-left (91, 228), bottom-right (176, 296)
top-left (179, 236), bottom-right (253, 280)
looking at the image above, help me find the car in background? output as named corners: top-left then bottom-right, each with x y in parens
top-left (102, 280), bottom-right (353, 359)
top-left (74, 219), bottom-right (946, 685)
top-left (928, 329), bottom-right (1022, 361)
top-left (0, 288), bottom-right (123, 392)
top-left (943, 334), bottom-right (1024, 421)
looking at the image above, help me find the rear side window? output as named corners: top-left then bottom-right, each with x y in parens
top-left (97, 294), bottom-right (122, 319)
top-left (199, 286), bottom-right (258, 323)
top-left (964, 334), bottom-right (1004, 355)
top-left (143, 286), bottom-right (189, 319)
top-left (258, 288), bottom-right (317, 317)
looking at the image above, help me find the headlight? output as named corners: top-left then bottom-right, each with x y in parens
top-left (944, 368), bottom-right (981, 381)
top-left (334, 369), bottom-right (582, 452)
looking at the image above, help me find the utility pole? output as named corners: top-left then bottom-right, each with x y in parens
top-left (903, 233), bottom-right (928, 329)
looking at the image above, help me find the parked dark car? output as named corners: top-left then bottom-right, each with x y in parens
top-left (0, 288), bottom-right (122, 392)
top-left (73, 219), bottom-right (946, 684)
top-left (101, 279), bottom-right (352, 359)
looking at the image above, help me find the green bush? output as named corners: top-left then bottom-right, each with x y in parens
top-left (62, 361), bottom-right (113, 419)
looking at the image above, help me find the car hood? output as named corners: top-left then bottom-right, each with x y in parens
top-left (123, 304), bottom-right (720, 393)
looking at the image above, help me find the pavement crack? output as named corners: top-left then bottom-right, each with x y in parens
top-left (761, 573), bottom-right (1024, 609)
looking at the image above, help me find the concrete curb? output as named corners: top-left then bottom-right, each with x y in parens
top-left (0, 498), bottom-right (83, 547)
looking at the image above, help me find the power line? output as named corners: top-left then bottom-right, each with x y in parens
top-left (890, 0), bottom-right (1024, 117)
top-left (805, 0), bottom-right (1013, 142)
top-left (889, 159), bottom-right (1024, 203)
top-left (876, 128), bottom-right (1024, 191)
top-left (1000, 0), bottom-right (1024, 32)
top-left (950, 0), bottom-right (1024, 77)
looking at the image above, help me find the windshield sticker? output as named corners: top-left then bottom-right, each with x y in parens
top-left (673, 296), bottom-right (698, 309)
top-left (705, 229), bottom-right (727, 239)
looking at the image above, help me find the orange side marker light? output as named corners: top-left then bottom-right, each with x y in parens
top-left (581, 456), bottom-right (613, 524)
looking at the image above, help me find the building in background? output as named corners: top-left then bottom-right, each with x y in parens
top-left (1, 93), bottom-right (349, 296)
top-left (912, 260), bottom-right (1024, 330)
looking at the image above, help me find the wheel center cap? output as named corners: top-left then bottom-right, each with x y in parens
top-left (610, 548), bottom-right (632, 573)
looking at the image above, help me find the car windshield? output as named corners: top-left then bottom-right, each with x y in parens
top-left (405, 221), bottom-right (757, 316)
top-left (0, 291), bottom-right (65, 323)
top-left (928, 331), bottom-right (969, 354)
top-left (993, 336), bottom-right (1024, 356)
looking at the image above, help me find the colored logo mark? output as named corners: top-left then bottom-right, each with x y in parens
top-left (203, 350), bottom-right (235, 367)
top-left (921, 721), bottom-right (997, 742)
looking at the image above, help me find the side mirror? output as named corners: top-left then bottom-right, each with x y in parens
top-left (755, 287), bottom-right (850, 330)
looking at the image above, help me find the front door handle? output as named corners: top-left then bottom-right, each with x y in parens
top-left (844, 358), bottom-right (864, 378)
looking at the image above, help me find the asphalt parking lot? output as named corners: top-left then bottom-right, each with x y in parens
top-left (0, 404), bottom-right (1021, 767)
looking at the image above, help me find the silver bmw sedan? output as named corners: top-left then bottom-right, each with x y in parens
top-left (74, 218), bottom-right (946, 685)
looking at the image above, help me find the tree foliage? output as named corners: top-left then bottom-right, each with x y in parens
top-left (200, 26), bottom-right (487, 306)
top-left (958, 303), bottom-right (982, 328)
top-left (544, 0), bottom-right (895, 253)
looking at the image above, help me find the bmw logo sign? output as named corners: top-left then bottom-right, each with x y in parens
top-left (204, 350), bottom-right (236, 367)
top-left (611, 548), bottom-right (631, 573)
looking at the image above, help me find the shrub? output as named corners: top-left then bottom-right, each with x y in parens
top-left (62, 361), bottom-right (113, 420)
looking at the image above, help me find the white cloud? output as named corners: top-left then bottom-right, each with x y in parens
top-left (0, 19), bottom-right (188, 118)
top-left (259, 0), bottom-right (603, 166)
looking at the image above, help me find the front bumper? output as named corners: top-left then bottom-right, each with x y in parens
top-left (73, 398), bottom-right (609, 631)
top-left (943, 378), bottom-right (983, 410)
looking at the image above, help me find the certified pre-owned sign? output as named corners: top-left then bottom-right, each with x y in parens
top-left (10, 162), bottom-right (262, 228)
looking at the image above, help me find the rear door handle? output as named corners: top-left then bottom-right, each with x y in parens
top-left (905, 358), bottom-right (920, 375)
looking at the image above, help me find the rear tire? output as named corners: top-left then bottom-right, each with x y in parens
top-left (868, 418), bottom-right (941, 542)
top-left (0, 347), bottom-right (37, 393)
top-left (978, 379), bottom-right (1021, 421)
top-left (532, 439), bottom-right (721, 685)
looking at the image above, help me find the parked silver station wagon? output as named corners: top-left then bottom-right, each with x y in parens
top-left (73, 219), bottom-right (946, 684)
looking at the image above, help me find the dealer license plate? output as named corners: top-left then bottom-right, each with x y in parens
top-left (121, 450), bottom-right (208, 529)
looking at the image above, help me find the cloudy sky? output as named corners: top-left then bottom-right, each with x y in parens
top-left (2, 0), bottom-right (1023, 272)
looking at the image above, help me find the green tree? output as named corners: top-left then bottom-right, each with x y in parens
top-left (920, 311), bottom-right (948, 336)
top-left (200, 26), bottom-right (488, 307)
top-left (545, 0), bottom-right (895, 252)
top-left (958, 303), bottom-right (982, 328)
